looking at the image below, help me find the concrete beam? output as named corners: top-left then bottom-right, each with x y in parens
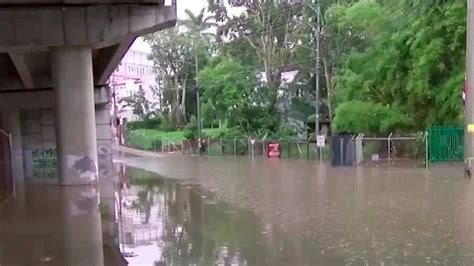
top-left (0, 3), bottom-right (177, 51)
top-left (0, 87), bottom-right (110, 109)
top-left (8, 52), bottom-right (34, 89)
top-left (93, 37), bottom-right (135, 85)
top-left (0, 0), bottom-right (166, 6)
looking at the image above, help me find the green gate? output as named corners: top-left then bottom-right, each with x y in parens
top-left (429, 126), bottom-right (464, 162)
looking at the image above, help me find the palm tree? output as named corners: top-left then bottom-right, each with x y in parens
top-left (179, 8), bottom-right (216, 140)
top-left (180, 8), bottom-right (217, 36)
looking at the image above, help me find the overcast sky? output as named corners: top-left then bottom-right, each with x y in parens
top-left (131, 0), bottom-right (209, 52)
top-left (177, 0), bottom-right (209, 19)
top-left (132, 1), bottom-right (245, 53)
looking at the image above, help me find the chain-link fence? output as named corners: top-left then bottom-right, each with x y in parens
top-left (354, 133), bottom-right (428, 168)
top-left (180, 138), bottom-right (326, 160)
top-left (0, 129), bottom-right (13, 204)
top-left (124, 131), bottom-right (427, 168)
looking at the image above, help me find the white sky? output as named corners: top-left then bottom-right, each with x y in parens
top-left (177, 0), bottom-right (208, 19)
top-left (131, 0), bottom-right (208, 52)
top-left (131, 1), bottom-right (243, 53)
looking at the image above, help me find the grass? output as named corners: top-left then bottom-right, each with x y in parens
top-left (134, 128), bottom-right (223, 141)
top-left (126, 128), bottom-right (225, 150)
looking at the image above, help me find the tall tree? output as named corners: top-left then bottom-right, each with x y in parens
top-left (119, 85), bottom-right (153, 120)
top-left (144, 28), bottom-right (195, 127)
top-left (329, 0), bottom-right (466, 133)
top-left (209, 0), bottom-right (306, 111)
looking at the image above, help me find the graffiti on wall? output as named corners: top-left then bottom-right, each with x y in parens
top-left (32, 149), bottom-right (57, 165)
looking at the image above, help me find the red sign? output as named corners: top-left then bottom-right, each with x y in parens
top-left (267, 142), bottom-right (281, 158)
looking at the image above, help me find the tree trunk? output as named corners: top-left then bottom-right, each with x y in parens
top-left (181, 76), bottom-right (187, 123)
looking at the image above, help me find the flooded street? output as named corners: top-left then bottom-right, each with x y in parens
top-left (116, 151), bottom-right (474, 265)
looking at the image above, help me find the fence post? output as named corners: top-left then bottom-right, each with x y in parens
top-left (248, 137), bottom-right (251, 157)
top-left (234, 137), bottom-right (237, 156)
top-left (288, 141), bottom-right (291, 158)
top-left (307, 142), bottom-right (310, 159)
top-left (220, 138), bottom-right (223, 156)
top-left (208, 137), bottom-right (211, 156)
top-left (425, 132), bottom-right (429, 170)
top-left (340, 138), bottom-right (344, 164)
top-left (388, 133), bottom-right (393, 164)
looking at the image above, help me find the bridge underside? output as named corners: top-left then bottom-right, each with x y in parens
top-left (0, 0), bottom-right (176, 185)
top-left (0, 1), bottom-right (176, 264)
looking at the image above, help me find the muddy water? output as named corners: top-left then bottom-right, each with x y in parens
top-left (118, 155), bottom-right (474, 265)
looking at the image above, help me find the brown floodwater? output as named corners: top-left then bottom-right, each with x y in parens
top-left (116, 152), bottom-right (474, 265)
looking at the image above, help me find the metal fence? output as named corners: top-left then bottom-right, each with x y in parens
top-left (429, 126), bottom-right (464, 163)
top-left (0, 129), bottom-right (13, 204)
top-left (124, 131), bottom-right (428, 168)
top-left (180, 138), bottom-right (324, 159)
top-left (354, 133), bottom-right (428, 168)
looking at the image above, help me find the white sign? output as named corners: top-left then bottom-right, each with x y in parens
top-left (371, 154), bottom-right (380, 162)
top-left (317, 135), bottom-right (326, 148)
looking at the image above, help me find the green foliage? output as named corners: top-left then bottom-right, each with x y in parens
top-left (333, 101), bottom-right (410, 134)
top-left (139, 0), bottom-right (466, 137)
top-left (330, 0), bottom-right (466, 133)
top-left (200, 58), bottom-right (257, 120)
top-left (126, 117), bottom-right (162, 130)
top-left (119, 85), bottom-right (153, 120)
top-left (159, 116), bottom-right (173, 132)
top-left (279, 124), bottom-right (297, 140)
top-left (125, 128), bottom-right (225, 149)
top-left (183, 116), bottom-right (198, 140)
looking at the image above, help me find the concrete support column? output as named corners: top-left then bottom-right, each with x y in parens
top-left (2, 108), bottom-right (24, 182)
top-left (52, 47), bottom-right (98, 185)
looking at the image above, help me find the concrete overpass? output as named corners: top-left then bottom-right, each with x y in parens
top-left (0, 1), bottom-right (176, 264)
top-left (0, 0), bottom-right (177, 185)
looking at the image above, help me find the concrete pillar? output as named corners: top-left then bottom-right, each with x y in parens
top-left (2, 108), bottom-right (24, 182)
top-left (52, 47), bottom-right (98, 185)
top-left (466, 0), bottom-right (474, 176)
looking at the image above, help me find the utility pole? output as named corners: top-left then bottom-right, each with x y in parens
top-left (194, 40), bottom-right (202, 153)
top-left (465, 0), bottom-right (474, 177)
top-left (313, 0), bottom-right (321, 160)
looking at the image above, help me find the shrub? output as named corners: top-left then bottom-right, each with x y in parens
top-left (333, 101), bottom-right (411, 134)
top-left (159, 116), bottom-right (173, 131)
top-left (222, 127), bottom-right (245, 139)
top-left (183, 116), bottom-right (198, 140)
top-left (126, 117), bottom-right (161, 130)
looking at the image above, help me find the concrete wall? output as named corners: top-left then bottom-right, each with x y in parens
top-left (19, 105), bottom-right (113, 182)
top-left (20, 106), bottom-right (111, 150)
top-left (0, 88), bottom-right (113, 183)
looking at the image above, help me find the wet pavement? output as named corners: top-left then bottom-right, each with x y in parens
top-left (1, 147), bottom-right (474, 265)
top-left (114, 150), bottom-right (474, 265)
top-left (0, 184), bottom-right (108, 266)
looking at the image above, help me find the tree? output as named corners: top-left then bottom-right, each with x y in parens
top-left (180, 8), bottom-right (217, 34)
top-left (329, 0), bottom-right (466, 132)
top-left (144, 28), bottom-right (195, 128)
top-left (119, 85), bottom-right (153, 120)
top-left (209, 0), bottom-right (306, 112)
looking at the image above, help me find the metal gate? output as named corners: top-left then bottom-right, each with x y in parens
top-left (429, 127), bottom-right (464, 162)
